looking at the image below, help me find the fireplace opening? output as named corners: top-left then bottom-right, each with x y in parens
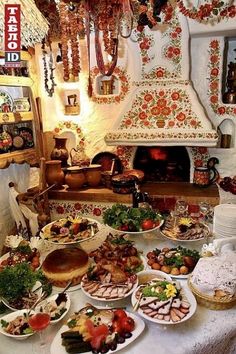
top-left (133, 147), bottom-right (190, 182)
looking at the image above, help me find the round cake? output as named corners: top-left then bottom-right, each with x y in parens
top-left (42, 248), bottom-right (89, 288)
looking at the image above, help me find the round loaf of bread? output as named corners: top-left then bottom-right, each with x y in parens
top-left (42, 248), bottom-right (89, 288)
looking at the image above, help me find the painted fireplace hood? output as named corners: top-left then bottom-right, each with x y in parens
top-left (104, 13), bottom-right (218, 147)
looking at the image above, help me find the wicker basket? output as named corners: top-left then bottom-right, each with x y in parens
top-left (188, 278), bottom-right (236, 310)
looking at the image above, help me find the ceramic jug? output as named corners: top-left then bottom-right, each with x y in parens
top-left (50, 136), bottom-right (69, 167)
top-left (193, 157), bottom-right (219, 187)
top-left (45, 160), bottom-right (64, 187)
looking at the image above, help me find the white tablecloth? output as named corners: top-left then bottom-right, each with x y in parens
top-left (0, 233), bottom-right (236, 354)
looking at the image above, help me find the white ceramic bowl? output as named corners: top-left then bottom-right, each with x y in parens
top-left (0, 309), bottom-right (35, 340)
top-left (35, 293), bottom-right (70, 324)
top-left (1, 281), bottom-right (42, 311)
top-left (137, 269), bottom-right (172, 285)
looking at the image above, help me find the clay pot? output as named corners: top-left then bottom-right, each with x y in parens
top-left (85, 164), bottom-right (102, 187)
top-left (50, 136), bottom-right (69, 167)
top-left (45, 160), bottom-right (64, 187)
top-left (65, 166), bottom-right (86, 190)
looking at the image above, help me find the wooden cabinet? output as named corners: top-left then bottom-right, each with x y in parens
top-left (0, 50), bottom-right (42, 168)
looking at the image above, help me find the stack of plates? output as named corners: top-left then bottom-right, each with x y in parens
top-left (213, 204), bottom-right (236, 238)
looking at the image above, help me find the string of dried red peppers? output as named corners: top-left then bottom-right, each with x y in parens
top-left (59, 1), bottom-right (80, 81)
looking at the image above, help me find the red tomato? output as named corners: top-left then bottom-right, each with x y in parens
top-left (118, 224), bottom-right (129, 231)
top-left (114, 309), bottom-right (127, 321)
top-left (121, 316), bottom-right (135, 333)
top-left (141, 219), bottom-right (155, 230)
top-left (112, 319), bottom-right (123, 334)
top-left (72, 223), bottom-right (80, 234)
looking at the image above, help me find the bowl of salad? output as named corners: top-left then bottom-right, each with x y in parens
top-left (103, 204), bottom-right (164, 235)
top-left (0, 309), bottom-right (36, 340)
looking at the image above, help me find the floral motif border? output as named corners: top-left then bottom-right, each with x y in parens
top-left (53, 120), bottom-right (85, 138)
top-left (208, 39), bottom-right (236, 117)
top-left (49, 200), bottom-right (110, 219)
top-left (136, 30), bottom-right (155, 68)
top-left (162, 15), bottom-right (182, 75)
top-left (90, 66), bottom-right (130, 104)
top-left (106, 131), bottom-right (218, 141)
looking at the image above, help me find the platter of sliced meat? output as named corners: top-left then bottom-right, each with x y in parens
top-left (81, 264), bottom-right (138, 301)
top-left (131, 279), bottom-right (197, 324)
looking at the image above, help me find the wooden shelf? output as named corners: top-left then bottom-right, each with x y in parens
top-left (49, 182), bottom-right (219, 206)
top-left (0, 76), bottom-right (33, 87)
top-left (0, 111), bottom-right (33, 124)
top-left (0, 148), bottom-right (38, 169)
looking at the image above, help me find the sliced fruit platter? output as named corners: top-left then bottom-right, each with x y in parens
top-left (103, 204), bottom-right (163, 233)
top-left (81, 264), bottom-right (138, 301)
top-left (146, 246), bottom-right (200, 278)
top-left (161, 217), bottom-right (209, 241)
top-left (131, 278), bottom-right (197, 324)
top-left (89, 233), bottom-right (145, 274)
top-left (50, 304), bottom-right (145, 354)
top-left (0, 309), bottom-right (35, 340)
top-left (41, 216), bottom-right (100, 244)
top-left (0, 241), bottom-right (40, 271)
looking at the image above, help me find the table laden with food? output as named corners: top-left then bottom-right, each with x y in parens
top-left (0, 204), bottom-right (235, 354)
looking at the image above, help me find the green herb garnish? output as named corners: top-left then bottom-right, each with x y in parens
top-left (1, 319), bottom-right (8, 328)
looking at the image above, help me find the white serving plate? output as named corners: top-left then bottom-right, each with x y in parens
top-left (35, 293), bottom-right (70, 324)
top-left (0, 309), bottom-right (36, 340)
top-left (81, 275), bottom-right (139, 302)
top-left (107, 219), bottom-right (164, 236)
top-left (131, 284), bottom-right (197, 325)
top-left (50, 310), bottom-right (145, 354)
top-left (40, 217), bottom-right (101, 245)
top-left (1, 281), bottom-right (42, 311)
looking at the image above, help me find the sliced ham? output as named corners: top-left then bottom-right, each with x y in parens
top-left (181, 301), bottom-right (190, 309)
top-left (148, 299), bottom-right (171, 311)
top-left (158, 300), bottom-right (173, 315)
top-left (172, 308), bottom-right (186, 319)
top-left (179, 307), bottom-right (190, 314)
top-left (170, 309), bottom-right (181, 322)
top-left (164, 315), bottom-right (170, 321)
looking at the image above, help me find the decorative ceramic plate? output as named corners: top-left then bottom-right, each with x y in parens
top-left (131, 282), bottom-right (197, 325)
top-left (40, 217), bottom-right (101, 245)
top-left (18, 127), bottom-right (34, 148)
top-left (91, 151), bottom-right (123, 173)
top-left (0, 90), bottom-right (13, 112)
top-left (50, 310), bottom-right (145, 354)
top-left (0, 130), bottom-right (12, 153)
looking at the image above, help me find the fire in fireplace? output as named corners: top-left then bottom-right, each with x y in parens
top-left (133, 147), bottom-right (190, 182)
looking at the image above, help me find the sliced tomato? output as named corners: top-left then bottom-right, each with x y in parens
top-left (72, 223), bottom-right (80, 234)
top-left (85, 319), bottom-right (109, 349)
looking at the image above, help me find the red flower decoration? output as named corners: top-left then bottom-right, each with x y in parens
top-left (139, 111), bottom-right (147, 120)
top-left (171, 92), bottom-right (180, 100)
top-left (74, 203), bottom-right (82, 210)
top-left (211, 68), bottom-right (219, 76)
top-left (156, 70), bottom-right (164, 78)
top-left (56, 206), bottom-right (64, 214)
top-left (176, 112), bottom-right (186, 121)
top-left (150, 106), bottom-right (161, 115)
top-left (210, 95), bottom-right (218, 103)
top-left (157, 98), bottom-right (167, 107)
top-left (144, 93), bottom-right (153, 102)
top-left (161, 106), bottom-right (171, 116)
top-left (218, 106), bottom-right (226, 115)
top-left (93, 208), bottom-right (101, 216)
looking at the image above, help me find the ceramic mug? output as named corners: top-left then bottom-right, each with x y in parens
top-left (193, 167), bottom-right (211, 187)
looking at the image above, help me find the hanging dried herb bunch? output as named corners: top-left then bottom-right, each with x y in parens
top-left (41, 38), bottom-right (57, 97)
